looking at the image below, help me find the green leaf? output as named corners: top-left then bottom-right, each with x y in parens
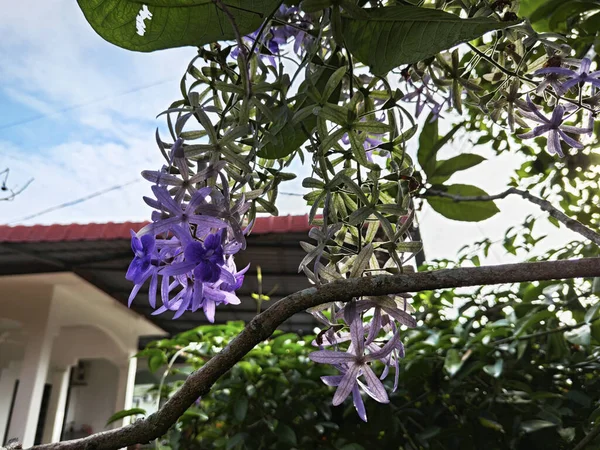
top-left (520, 420), bottom-right (557, 434)
top-left (233, 396), bottom-right (248, 422)
top-left (417, 114), bottom-right (439, 176)
top-left (426, 184), bottom-right (500, 222)
top-left (77, 0), bottom-right (280, 52)
top-left (483, 359), bottom-right (504, 378)
top-left (226, 433), bottom-right (249, 450)
top-left (565, 325), bottom-right (591, 347)
top-left (444, 349), bottom-right (464, 377)
top-left (584, 302), bottom-right (600, 323)
top-left (341, 5), bottom-right (518, 75)
top-left (429, 154), bottom-right (486, 184)
top-left (276, 423), bottom-right (297, 445)
top-left (478, 417), bottom-right (505, 433)
top-left (106, 408), bottom-right (145, 426)
top-left (350, 243), bottom-right (374, 278)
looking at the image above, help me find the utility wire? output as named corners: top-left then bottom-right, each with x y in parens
top-left (0, 78), bottom-right (176, 131)
top-left (6, 179), bottom-right (140, 224)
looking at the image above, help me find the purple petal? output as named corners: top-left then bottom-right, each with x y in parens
top-left (366, 330), bottom-right (401, 361)
top-left (525, 96), bottom-right (550, 124)
top-left (141, 171), bottom-right (182, 186)
top-left (361, 365), bottom-right (389, 404)
top-left (140, 234), bottom-right (155, 253)
top-left (332, 363), bottom-right (360, 406)
top-left (173, 289), bottom-right (192, 319)
top-left (560, 79), bottom-right (580, 92)
top-left (560, 124), bottom-right (591, 134)
top-left (204, 298), bottom-right (216, 323)
top-left (127, 283), bottom-right (143, 307)
top-left (534, 67), bottom-right (575, 77)
top-left (382, 306), bottom-right (417, 328)
top-left (558, 130), bottom-right (584, 149)
top-left (309, 350), bottom-right (355, 364)
top-left (321, 375), bottom-right (343, 387)
top-left (148, 273), bottom-right (158, 308)
top-left (184, 241), bottom-right (207, 263)
top-left (137, 217), bottom-right (181, 237)
top-left (547, 130), bottom-right (564, 157)
top-left (186, 187), bottom-right (213, 212)
top-left (352, 383), bottom-right (367, 422)
top-left (366, 307), bottom-right (382, 345)
top-left (160, 261), bottom-right (196, 276)
top-left (580, 58), bottom-right (592, 74)
top-left (188, 215), bottom-right (228, 231)
top-left (191, 278), bottom-right (204, 312)
top-left (151, 185), bottom-right (181, 216)
top-left (130, 230), bottom-right (143, 253)
top-left (350, 313), bottom-right (365, 356)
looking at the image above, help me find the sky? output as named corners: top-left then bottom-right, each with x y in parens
top-left (0, 1), bottom-right (580, 263)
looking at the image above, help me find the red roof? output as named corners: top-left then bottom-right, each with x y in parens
top-left (0, 215), bottom-right (314, 243)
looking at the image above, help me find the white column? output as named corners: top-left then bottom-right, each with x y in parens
top-left (41, 366), bottom-right (71, 444)
top-left (0, 362), bottom-right (20, 446)
top-left (113, 355), bottom-right (137, 428)
top-left (7, 297), bottom-right (59, 448)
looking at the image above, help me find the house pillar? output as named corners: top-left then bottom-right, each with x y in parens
top-left (0, 362), bottom-right (20, 446)
top-left (113, 355), bottom-right (137, 428)
top-left (7, 296), bottom-right (58, 447)
top-left (41, 366), bottom-right (71, 444)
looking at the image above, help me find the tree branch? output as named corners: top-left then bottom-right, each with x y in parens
top-left (28, 257), bottom-right (600, 450)
top-left (422, 187), bottom-right (600, 246)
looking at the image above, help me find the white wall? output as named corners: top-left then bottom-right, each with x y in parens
top-left (63, 359), bottom-right (118, 438)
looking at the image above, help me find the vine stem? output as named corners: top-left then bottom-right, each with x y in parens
top-left (27, 257), bottom-right (600, 450)
top-left (421, 187), bottom-right (600, 246)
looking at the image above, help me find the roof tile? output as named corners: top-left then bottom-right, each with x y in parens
top-left (0, 216), bottom-right (313, 243)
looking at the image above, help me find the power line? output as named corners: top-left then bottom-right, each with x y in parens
top-left (0, 78), bottom-right (176, 132)
top-left (7, 179), bottom-right (140, 224)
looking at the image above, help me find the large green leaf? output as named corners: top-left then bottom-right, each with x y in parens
top-left (341, 6), bottom-right (518, 74)
top-left (77, 0), bottom-right (279, 52)
top-left (417, 114), bottom-right (439, 176)
top-left (429, 154), bottom-right (486, 184)
top-left (427, 184), bottom-right (500, 222)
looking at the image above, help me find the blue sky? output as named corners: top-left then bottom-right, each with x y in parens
top-left (0, 1), bottom-right (579, 262)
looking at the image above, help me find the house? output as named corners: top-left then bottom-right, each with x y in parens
top-left (0, 216), bottom-right (314, 447)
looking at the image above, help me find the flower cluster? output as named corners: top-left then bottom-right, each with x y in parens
top-left (126, 138), bottom-right (249, 322)
top-left (309, 297), bottom-right (415, 422)
top-left (231, 5), bottom-right (313, 64)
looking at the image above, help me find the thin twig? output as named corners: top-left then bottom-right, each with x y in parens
top-left (493, 317), bottom-right (600, 346)
top-left (573, 422), bottom-right (600, 450)
top-left (421, 187), bottom-right (600, 246)
top-left (28, 257), bottom-right (600, 450)
top-left (213, 0), bottom-right (251, 99)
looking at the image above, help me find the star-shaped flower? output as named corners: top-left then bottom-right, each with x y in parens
top-left (517, 97), bottom-right (591, 157)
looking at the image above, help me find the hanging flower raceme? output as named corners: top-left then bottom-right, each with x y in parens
top-left (308, 300), bottom-right (413, 422)
top-left (125, 138), bottom-right (250, 323)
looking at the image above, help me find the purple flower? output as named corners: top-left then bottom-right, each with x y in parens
top-left (309, 302), bottom-right (398, 410)
top-left (321, 368), bottom-right (368, 422)
top-left (535, 58), bottom-right (600, 95)
top-left (126, 231), bottom-right (156, 285)
top-left (518, 97), bottom-right (591, 157)
top-left (138, 185), bottom-right (228, 237)
top-left (126, 137), bottom-right (249, 323)
top-left (402, 76), bottom-right (442, 118)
